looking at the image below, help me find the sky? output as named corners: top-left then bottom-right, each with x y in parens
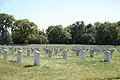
top-left (0, 0), bottom-right (120, 30)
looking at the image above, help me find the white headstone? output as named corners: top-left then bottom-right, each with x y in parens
top-left (48, 49), bottom-right (52, 58)
top-left (44, 48), bottom-right (49, 54)
top-left (52, 48), bottom-right (55, 55)
top-left (63, 50), bottom-right (68, 60)
top-left (90, 49), bottom-right (94, 57)
top-left (17, 50), bottom-right (23, 62)
top-left (31, 48), bottom-right (34, 53)
top-left (0, 48), bottom-right (2, 54)
top-left (37, 48), bottom-right (40, 51)
top-left (76, 49), bottom-right (80, 56)
top-left (4, 49), bottom-right (8, 60)
top-left (12, 48), bottom-right (15, 54)
top-left (32, 48), bottom-right (37, 56)
top-left (54, 48), bottom-right (58, 55)
top-left (27, 49), bottom-right (31, 56)
top-left (80, 50), bottom-right (86, 60)
top-left (34, 50), bottom-right (40, 66)
top-left (95, 50), bottom-right (100, 55)
top-left (104, 50), bottom-right (112, 62)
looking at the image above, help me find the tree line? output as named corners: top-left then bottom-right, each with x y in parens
top-left (0, 13), bottom-right (120, 45)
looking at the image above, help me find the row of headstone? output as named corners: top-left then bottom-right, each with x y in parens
top-left (0, 48), bottom-right (40, 66)
top-left (43, 46), bottom-right (63, 55)
top-left (43, 46), bottom-right (62, 56)
top-left (72, 47), bottom-right (114, 62)
top-left (0, 46), bottom-right (116, 65)
top-left (73, 48), bottom-right (81, 56)
top-left (43, 46), bottom-right (114, 62)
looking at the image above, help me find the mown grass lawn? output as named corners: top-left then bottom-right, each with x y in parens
top-left (0, 46), bottom-right (120, 80)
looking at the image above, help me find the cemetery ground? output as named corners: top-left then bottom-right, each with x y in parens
top-left (0, 45), bottom-right (120, 80)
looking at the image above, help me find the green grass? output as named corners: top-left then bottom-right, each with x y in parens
top-left (0, 46), bottom-right (120, 80)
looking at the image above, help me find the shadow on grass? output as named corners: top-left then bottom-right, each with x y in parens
top-left (104, 77), bottom-right (120, 80)
top-left (9, 60), bottom-right (17, 63)
top-left (99, 60), bottom-right (110, 62)
top-left (56, 57), bottom-right (63, 59)
top-left (87, 77), bottom-right (120, 80)
top-left (24, 65), bottom-right (35, 68)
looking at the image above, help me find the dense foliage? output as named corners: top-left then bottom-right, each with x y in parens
top-left (0, 13), bottom-right (120, 45)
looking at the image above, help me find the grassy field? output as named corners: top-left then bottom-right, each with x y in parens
top-left (0, 46), bottom-right (120, 80)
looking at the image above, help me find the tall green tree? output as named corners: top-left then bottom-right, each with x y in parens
top-left (68, 21), bottom-right (85, 44)
top-left (0, 13), bottom-right (15, 44)
top-left (28, 29), bottom-right (48, 44)
top-left (68, 21), bottom-right (95, 44)
top-left (82, 23), bottom-right (95, 44)
top-left (62, 27), bottom-right (72, 44)
top-left (12, 19), bottom-right (38, 44)
top-left (95, 22), bottom-right (118, 45)
top-left (0, 29), bottom-right (12, 44)
top-left (46, 25), bottom-right (71, 44)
